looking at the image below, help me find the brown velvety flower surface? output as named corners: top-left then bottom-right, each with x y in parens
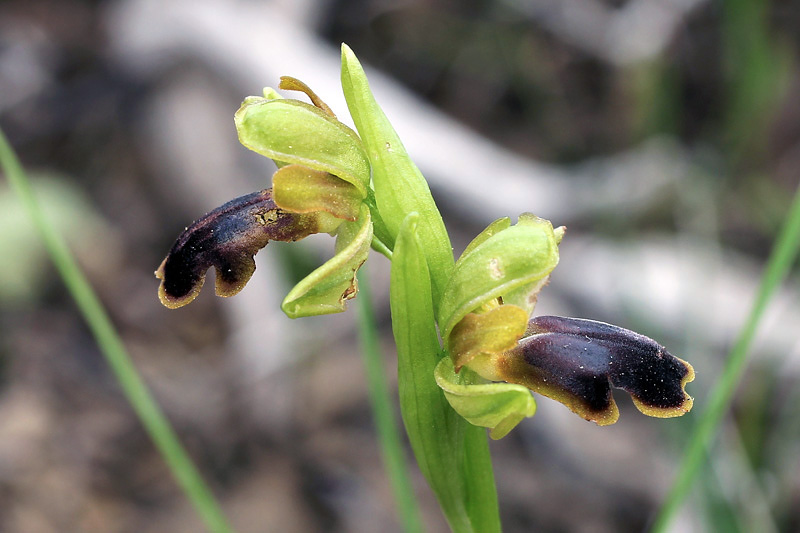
top-left (155, 189), bottom-right (320, 309)
top-left (500, 316), bottom-right (695, 425)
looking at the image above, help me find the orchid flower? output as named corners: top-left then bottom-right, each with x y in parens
top-left (434, 215), bottom-right (694, 436)
top-left (156, 77), bottom-right (374, 318)
top-left (155, 45), bottom-right (695, 532)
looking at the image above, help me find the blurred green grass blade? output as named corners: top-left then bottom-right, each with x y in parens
top-left (652, 182), bottom-right (800, 533)
top-left (722, 0), bottom-right (788, 158)
top-left (0, 129), bottom-right (233, 533)
top-left (391, 213), bottom-right (500, 533)
top-left (355, 267), bottom-right (423, 533)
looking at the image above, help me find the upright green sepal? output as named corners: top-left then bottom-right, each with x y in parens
top-left (460, 216), bottom-right (511, 258)
top-left (235, 97), bottom-right (370, 196)
top-left (341, 44), bottom-right (454, 309)
top-left (281, 204), bottom-right (372, 318)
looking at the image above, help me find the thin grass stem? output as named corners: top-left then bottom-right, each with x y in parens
top-left (356, 267), bottom-right (424, 532)
top-left (651, 181), bottom-right (800, 532)
top-left (0, 129), bottom-right (233, 533)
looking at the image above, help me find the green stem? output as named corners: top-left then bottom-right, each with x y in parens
top-left (371, 235), bottom-right (394, 260)
top-left (0, 129), bottom-right (233, 533)
top-left (356, 268), bottom-right (423, 533)
top-left (651, 181), bottom-right (800, 532)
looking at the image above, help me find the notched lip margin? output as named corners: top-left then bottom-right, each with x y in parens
top-left (155, 189), bottom-right (320, 309)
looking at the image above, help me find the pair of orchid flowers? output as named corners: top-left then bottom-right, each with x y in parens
top-left (156, 46), bottom-right (694, 438)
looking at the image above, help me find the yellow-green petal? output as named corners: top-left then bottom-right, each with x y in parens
top-left (262, 87), bottom-right (283, 100)
top-left (447, 304), bottom-right (528, 372)
top-left (435, 357), bottom-right (536, 440)
top-left (272, 165), bottom-right (362, 221)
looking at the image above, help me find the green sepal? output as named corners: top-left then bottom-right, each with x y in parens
top-left (235, 97), bottom-right (370, 197)
top-left (273, 165), bottom-right (362, 221)
top-left (460, 216), bottom-right (511, 258)
top-left (281, 204), bottom-right (372, 317)
top-left (341, 44), bottom-right (454, 309)
top-left (435, 357), bottom-right (536, 440)
top-left (262, 87), bottom-right (283, 100)
top-left (438, 214), bottom-right (561, 347)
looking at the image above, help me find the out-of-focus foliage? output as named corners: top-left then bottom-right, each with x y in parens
top-left (0, 175), bottom-right (113, 304)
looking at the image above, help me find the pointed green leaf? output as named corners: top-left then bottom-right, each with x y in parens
top-left (435, 357), bottom-right (536, 440)
top-left (341, 44), bottom-right (454, 309)
top-left (281, 204), bottom-right (372, 317)
top-left (235, 97), bottom-right (370, 196)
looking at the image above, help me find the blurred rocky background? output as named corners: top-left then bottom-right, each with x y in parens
top-left (1, 0), bottom-right (799, 531)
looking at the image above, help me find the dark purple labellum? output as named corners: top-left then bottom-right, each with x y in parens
top-left (156, 189), bottom-right (320, 309)
top-left (501, 316), bottom-right (694, 425)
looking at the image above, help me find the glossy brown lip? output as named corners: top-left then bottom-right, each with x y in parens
top-left (155, 189), bottom-right (320, 309)
top-left (502, 316), bottom-right (694, 425)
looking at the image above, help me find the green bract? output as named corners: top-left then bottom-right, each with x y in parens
top-left (391, 214), bottom-right (500, 532)
top-left (341, 44), bottom-right (454, 309)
